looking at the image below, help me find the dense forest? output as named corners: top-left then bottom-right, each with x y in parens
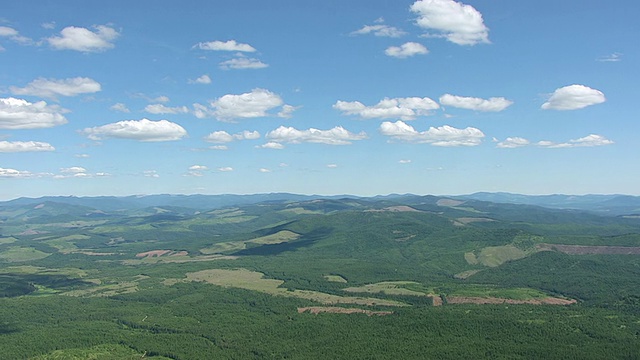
top-left (1, 194), bottom-right (639, 359)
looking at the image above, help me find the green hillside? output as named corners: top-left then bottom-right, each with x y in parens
top-left (1, 195), bottom-right (640, 358)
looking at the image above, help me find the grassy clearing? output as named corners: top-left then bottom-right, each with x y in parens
top-left (464, 252), bottom-right (479, 265)
top-left (324, 274), bottom-right (348, 283)
top-left (279, 207), bottom-right (323, 215)
top-left (0, 246), bottom-right (51, 262)
top-left (176, 268), bottom-right (407, 307)
top-left (122, 254), bottom-right (236, 265)
top-left (62, 280), bottom-right (140, 297)
top-left (200, 230), bottom-right (300, 255)
top-left (477, 245), bottom-right (528, 267)
top-left (454, 269), bottom-right (482, 279)
top-left (0, 237), bottom-right (17, 245)
top-left (448, 286), bottom-right (549, 300)
top-left (0, 265), bottom-right (88, 278)
top-left (343, 281), bottom-right (427, 296)
top-left (30, 343), bottom-right (170, 360)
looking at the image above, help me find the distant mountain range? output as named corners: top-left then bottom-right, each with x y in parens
top-left (1, 192), bottom-right (639, 217)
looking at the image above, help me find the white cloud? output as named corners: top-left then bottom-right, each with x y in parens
top-left (537, 134), bottom-right (614, 148)
top-left (385, 42), bottom-right (428, 58)
top-left (80, 118), bottom-right (187, 142)
top-left (541, 84), bottom-right (606, 110)
top-left (144, 104), bottom-right (189, 114)
top-left (61, 166), bottom-right (87, 174)
top-left (496, 137), bottom-right (530, 148)
top-left (266, 126), bottom-right (367, 145)
top-left (0, 97), bottom-right (68, 129)
top-left (277, 104), bottom-right (298, 118)
top-left (189, 165), bottom-right (208, 171)
top-left (259, 168), bottom-right (271, 173)
top-left (334, 96), bottom-right (439, 120)
top-left (10, 77), bottom-right (101, 99)
top-left (110, 103), bottom-right (130, 113)
top-left (326, 164), bottom-right (338, 168)
top-left (219, 57), bottom-right (268, 70)
top-left (218, 167), bottom-right (234, 172)
top-left (144, 170), bottom-right (159, 178)
top-left (351, 24), bottom-right (406, 37)
top-left (597, 52), bottom-right (622, 62)
top-left (47, 25), bottom-right (119, 52)
top-left (257, 142), bottom-right (285, 150)
top-left (0, 26), bottom-right (32, 45)
top-left (152, 96), bottom-right (170, 103)
top-left (202, 88), bottom-right (285, 121)
top-left (410, 0), bottom-right (490, 45)
top-left (189, 74), bottom-right (212, 84)
top-left (439, 94), bottom-right (513, 112)
top-left (0, 141), bottom-right (55, 152)
top-left (0, 167), bottom-right (35, 178)
top-left (380, 120), bottom-right (484, 146)
top-left (399, 159), bottom-right (412, 164)
top-left (195, 40), bottom-right (256, 52)
top-left (209, 145), bottom-right (228, 150)
top-left (41, 22), bottom-right (56, 30)
top-left (75, 154), bottom-right (90, 158)
top-left (204, 130), bottom-right (260, 143)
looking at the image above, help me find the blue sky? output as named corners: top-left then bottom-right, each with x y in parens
top-left (0, 0), bottom-right (638, 200)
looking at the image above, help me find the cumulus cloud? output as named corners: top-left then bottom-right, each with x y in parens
top-left (334, 96), bottom-right (439, 120)
top-left (144, 170), bottom-right (159, 178)
top-left (0, 97), bottom-right (68, 129)
top-left (351, 24), bottom-right (406, 37)
top-left (399, 159), bottom-right (412, 164)
top-left (204, 130), bottom-right (260, 143)
top-left (80, 118), bottom-right (187, 142)
top-left (277, 104), bottom-right (299, 118)
top-left (144, 104), bottom-right (189, 114)
top-left (0, 26), bottom-right (32, 45)
top-left (380, 120), bottom-right (484, 146)
top-left (186, 165), bottom-right (208, 177)
top-left (266, 126), bottom-right (367, 145)
top-left (47, 25), bottom-right (119, 52)
top-left (0, 167), bottom-right (35, 178)
top-left (496, 137), bottom-right (530, 148)
top-left (195, 40), bottom-right (256, 52)
top-left (218, 167), bottom-right (234, 172)
top-left (209, 145), bottom-right (228, 150)
top-left (189, 74), bottom-right (212, 84)
top-left (537, 134), bottom-right (614, 148)
top-left (198, 88), bottom-right (286, 121)
top-left (411, 0), bottom-right (489, 45)
top-left (61, 166), bottom-right (87, 174)
top-left (219, 57), bottom-right (268, 70)
top-left (257, 142), bottom-right (285, 150)
top-left (541, 84), bottom-right (606, 110)
top-left (10, 77), bottom-right (101, 99)
top-left (189, 165), bottom-right (208, 171)
top-left (439, 94), bottom-right (513, 112)
top-left (0, 141), bottom-right (55, 152)
top-left (259, 168), bottom-right (271, 173)
top-left (326, 164), bottom-right (338, 168)
top-left (385, 42), bottom-right (428, 58)
top-left (110, 103), bottom-right (130, 113)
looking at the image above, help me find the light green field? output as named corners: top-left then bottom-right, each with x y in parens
top-left (174, 268), bottom-right (407, 307)
top-left (278, 207), bottom-right (323, 215)
top-left (30, 343), bottom-right (171, 360)
top-left (464, 252), bottom-right (479, 265)
top-left (0, 237), bottom-right (17, 245)
top-left (476, 245), bottom-right (528, 267)
top-left (122, 254), bottom-right (237, 265)
top-left (448, 286), bottom-right (549, 300)
top-left (454, 269), bottom-right (482, 279)
top-left (200, 230), bottom-right (300, 254)
top-left (0, 265), bottom-right (88, 277)
top-left (343, 281), bottom-right (427, 296)
top-left (324, 274), bottom-right (348, 283)
top-left (0, 246), bottom-right (51, 262)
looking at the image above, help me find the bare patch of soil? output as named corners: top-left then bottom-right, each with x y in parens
top-left (429, 295), bottom-right (443, 306)
top-left (539, 244), bottom-right (640, 255)
top-left (446, 296), bottom-right (576, 305)
top-left (298, 307), bottom-right (393, 316)
top-left (136, 250), bottom-right (171, 258)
